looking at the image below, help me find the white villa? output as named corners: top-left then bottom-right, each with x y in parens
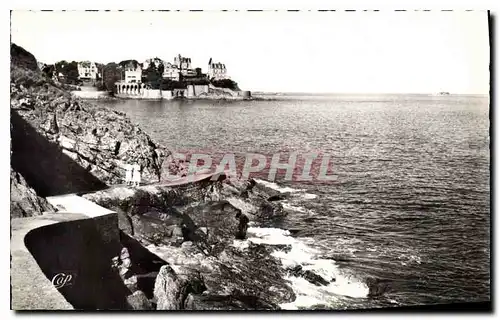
top-left (142, 57), bottom-right (164, 71)
top-left (77, 61), bottom-right (100, 81)
top-left (123, 61), bottom-right (142, 83)
top-left (174, 54), bottom-right (191, 70)
top-left (174, 54), bottom-right (198, 77)
top-left (207, 58), bottom-right (229, 80)
top-left (162, 62), bottom-right (180, 81)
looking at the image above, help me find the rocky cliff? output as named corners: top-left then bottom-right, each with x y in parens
top-left (10, 43), bottom-right (182, 206)
top-left (11, 43), bottom-right (39, 72)
top-left (10, 168), bottom-right (54, 218)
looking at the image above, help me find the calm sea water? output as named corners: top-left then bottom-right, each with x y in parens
top-left (99, 94), bottom-right (490, 308)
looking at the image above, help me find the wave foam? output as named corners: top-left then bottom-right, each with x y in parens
top-left (242, 227), bottom-right (369, 309)
top-left (253, 178), bottom-right (318, 200)
top-left (282, 203), bottom-right (317, 215)
top-left (254, 178), bottom-right (304, 193)
top-left (301, 193), bottom-right (318, 200)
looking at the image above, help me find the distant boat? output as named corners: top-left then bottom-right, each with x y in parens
top-left (437, 92), bottom-right (450, 96)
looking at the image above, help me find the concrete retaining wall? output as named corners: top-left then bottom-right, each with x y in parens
top-left (23, 213), bottom-right (129, 310)
top-left (11, 209), bottom-right (125, 310)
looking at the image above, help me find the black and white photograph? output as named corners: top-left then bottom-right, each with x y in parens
top-left (8, 8), bottom-right (491, 311)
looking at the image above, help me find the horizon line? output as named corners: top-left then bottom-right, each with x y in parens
top-left (251, 91), bottom-right (490, 96)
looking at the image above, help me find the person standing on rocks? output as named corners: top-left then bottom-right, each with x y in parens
top-left (125, 163), bottom-right (133, 186)
top-left (153, 148), bottom-right (164, 182)
top-left (132, 163), bottom-right (141, 187)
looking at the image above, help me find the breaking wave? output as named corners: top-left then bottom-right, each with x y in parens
top-left (254, 178), bottom-right (305, 193)
top-left (282, 203), bottom-right (316, 216)
top-left (254, 178), bottom-right (318, 200)
top-left (234, 227), bottom-right (370, 309)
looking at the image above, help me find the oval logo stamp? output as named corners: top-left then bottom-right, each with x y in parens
top-left (51, 273), bottom-right (73, 289)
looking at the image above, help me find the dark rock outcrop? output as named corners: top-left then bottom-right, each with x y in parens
top-left (365, 277), bottom-right (392, 297)
top-left (126, 291), bottom-right (153, 310)
top-left (153, 265), bottom-right (206, 310)
top-left (180, 200), bottom-right (249, 255)
top-left (287, 265), bottom-right (330, 286)
top-left (11, 43), bottom-right (39, 72)
top-left (205, 243), bottom-right (296, 305)
top-left (267, 194), bottom-right (287, 202)
top-left (96, 179), bottom-right (297, 310)
top-left (152, 242), bottom-right (296, 310)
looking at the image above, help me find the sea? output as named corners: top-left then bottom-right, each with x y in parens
top-left (98, 93), bottom-right (490, 309)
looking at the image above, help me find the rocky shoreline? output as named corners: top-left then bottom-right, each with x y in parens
top-left (83, 175), bottom-right (340, 310)
top-left (82, 176), bottom-right (301, 310)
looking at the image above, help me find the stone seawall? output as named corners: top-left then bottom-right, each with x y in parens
top-left (71, 90), bottom-right (110, 99)
top-left (116, 89), bottom-right (162, 100)
top-left (115, 84), bottom-right (251, 101)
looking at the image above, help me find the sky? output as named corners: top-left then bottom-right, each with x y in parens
top-left (10, 10), bottom-right (490, 94)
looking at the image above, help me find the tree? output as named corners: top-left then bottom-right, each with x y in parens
top-left (95, 63), bottom-right (105, 82)
top-left (54, 60), bottom-right (80, 85)
top-left (118, 59), bottom-right (139, 70)
top-left (211, 79), bottom-right (240, 91)
top-left (41, 64), bottom-right (55, 79)
top-left (101, 62), bottom-right (122, 93)
top-left (142, 59), bottom-right (165, 90)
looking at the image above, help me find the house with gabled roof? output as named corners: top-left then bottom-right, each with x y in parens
top-left (119, 60), bottom-right (142, 83)
top-left (207, 58), bottom-right (229, 80)
top-left (77, 61), bottom-right (99, 81)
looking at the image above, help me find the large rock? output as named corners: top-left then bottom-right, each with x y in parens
top-left (287, 265), bottom-right (330, 286)
top-left (10, 168), bottom-right (54, 218)
top-left (153, 265), bottom-right (206, 310)
top-left (181, 200), bottom-right (249, 255)
top-left (131, 213), bottom-right (182, 246)
top-left (83, 181), bottom-right (223, 217)
top-left (126, 290), bottom-right (153, 310)
top-left (11, 43), bottom-right (39, 72)
top-left (205, 243), bottom-right (296, 306)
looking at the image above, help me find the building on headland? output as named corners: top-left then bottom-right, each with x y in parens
top-left (141, 55), bottom-right (197, 81)
top-left (207, 58), bottom-right (229, 80)
top-left (162, 62), bottom-right (181, 81)
top-left (77, 61), bottom-right (100, 81)
top-left (142, 57), bottom-right (164, 71)
top-left (122, 60), bottom-right (142, 83)
top-left (181, 68), bottom-right (198, 77)
top-left (174, 54), bottom-right (191, 70)
top-left (113, 53), bottom-right (250, 100)
top-left (173, 54), bottom-right (198, 77)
